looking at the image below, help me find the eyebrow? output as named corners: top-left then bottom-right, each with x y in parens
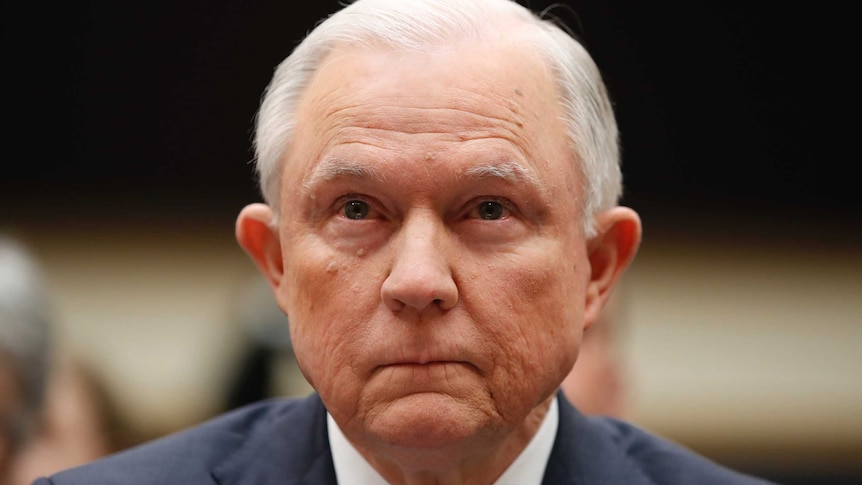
top-left (462, 161), bottom-right (541, 187)
top-left (461, 160), bottom-right (549, 200)
top-left (303, 158), bottom-right (386, 190)
top-left (304, 157), bottom-right (544, 195)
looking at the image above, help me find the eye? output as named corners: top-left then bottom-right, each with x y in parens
top-left (472, 200), bottom-right (508, 220)
top-left (343, 199), bottom-right (370, 220)
top-left (478, 201), bottom-right (504, 220)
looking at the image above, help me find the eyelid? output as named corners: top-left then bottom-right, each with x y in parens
top-left (335, 193), bottom-right (371, 204)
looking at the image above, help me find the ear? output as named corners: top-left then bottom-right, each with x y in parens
top-left (236, 203), bottom-right (284, 289)
top-left (583, 207), bottom-right (641, 331)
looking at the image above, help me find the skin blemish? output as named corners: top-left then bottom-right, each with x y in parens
top-left (326, 261), bottom-right (339, 273)
top-left (356, 248), bottom-right (367, 257)
top-left (514, 88), bottom-right (523, 96)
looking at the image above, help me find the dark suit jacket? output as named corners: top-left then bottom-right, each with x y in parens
top-left (34, 392), bottom-right (775, 484)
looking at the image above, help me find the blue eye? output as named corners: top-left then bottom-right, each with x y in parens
top-left (343, 200), bottom-right (370, 220)
top-left (477, 201), bottom-right (505, 220)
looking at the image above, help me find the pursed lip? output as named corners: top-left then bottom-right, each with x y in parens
top-left (386, 360), bottom-right (460, 366)
top-left (375, 360), bottom-right (480, 373)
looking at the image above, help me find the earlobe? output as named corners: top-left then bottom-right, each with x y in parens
top-left (584, 207), bottom-right (642, 330)
top-left (236, 203), bottom-right (284, 289)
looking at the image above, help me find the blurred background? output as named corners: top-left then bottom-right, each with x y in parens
top-left (1, 1), bottom-right (859, 484)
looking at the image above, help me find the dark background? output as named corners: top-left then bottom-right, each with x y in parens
top-left (2, 1), bottom-right (858, 483)
top-left (3, 1), bottom-right (858, 238)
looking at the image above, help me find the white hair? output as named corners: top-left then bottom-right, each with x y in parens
top-left (0, 234), bottom-right (53, 448)
top-left (254, 0), bottom-right (621, 237)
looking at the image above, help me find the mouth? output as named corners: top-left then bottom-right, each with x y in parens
top-left (376, 360), bottom-right (480, 374)
top-left (365, 360), bottom-right (483, 397)
top-left (389, 360), bottom-right (461, 366)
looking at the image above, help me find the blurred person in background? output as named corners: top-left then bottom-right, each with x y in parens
top-left (0, 234), bottom-right (54, 484)
top-left (0, 235), bottom-right (117, 485)
top-left (8, 357), bottom-right (119, 485)
top-left (222, 274), bottom-right (311, 410)
top-left (560, 287), bottom-right (630, 418)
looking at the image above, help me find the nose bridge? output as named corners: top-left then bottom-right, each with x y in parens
top-left (381, 210), bottom-right (458, 312)
top-left (401, 211), bottom-right (442, 260)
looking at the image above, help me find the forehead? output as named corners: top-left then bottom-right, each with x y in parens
top-left (287, 39), bottom-right (576, 193)
top-left (304, 39), bottom-right (555, 126)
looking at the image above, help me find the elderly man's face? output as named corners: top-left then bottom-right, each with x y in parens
top-left (244, 38), bottom-right (623, 457)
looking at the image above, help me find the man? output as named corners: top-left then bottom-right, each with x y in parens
top-left (1, 235), bottom-right (116, 485)
top-left (35, 0), bottom-right (775, 483)
top-left (1, 235), bottom-right (53, 483)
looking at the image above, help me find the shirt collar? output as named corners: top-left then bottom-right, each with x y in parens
top-left (328, 412), bottom-right (388, 485)
top-left (328, 395), bottom-right (559, 484)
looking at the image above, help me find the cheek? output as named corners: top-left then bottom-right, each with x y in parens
top-left (466, 246), bottom-right (586, 398)
top-left (281, 240), bottom-right (381, 393)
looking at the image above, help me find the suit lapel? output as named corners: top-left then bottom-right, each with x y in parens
top-left (542, 391), bottom-right (654, 485)
top-left (212, 394), bottom-right (337, 485)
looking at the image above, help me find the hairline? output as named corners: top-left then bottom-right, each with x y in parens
top-left (254, 0), bottom-right (621, 237)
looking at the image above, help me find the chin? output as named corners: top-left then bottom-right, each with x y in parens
top-left (364, 392), bottom-right (493, 450)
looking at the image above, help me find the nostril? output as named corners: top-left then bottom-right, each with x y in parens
top-left (433, 298), bottom-right (442, 306)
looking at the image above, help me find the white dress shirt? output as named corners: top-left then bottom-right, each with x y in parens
top-left (328, 396), bottom-right (559, 484)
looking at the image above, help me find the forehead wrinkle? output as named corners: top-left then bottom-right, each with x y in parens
top-left (328, 104), bottom-right (524, 137)
top-left (303, 158), bottom-right (387, 191)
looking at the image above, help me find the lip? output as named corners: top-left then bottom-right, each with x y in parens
top-left (376, 360), bottom-right (479, 373)
top-left (387, 360), bottom-right (461, 367)
top-left (366, 360), bottom-right (484, 395)
top-left (365, 331), bottom-right (483, 374)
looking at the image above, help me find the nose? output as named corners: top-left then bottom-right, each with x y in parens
top-left (380, 214), bottom-right (458, 313)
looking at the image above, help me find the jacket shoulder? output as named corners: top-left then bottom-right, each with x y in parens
top-left (33, 397), bottom-right (314, 485)
top-left (595, 416), bottom-right (776, 485)
top-left (546, 393), bottom-right (776, 485)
